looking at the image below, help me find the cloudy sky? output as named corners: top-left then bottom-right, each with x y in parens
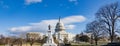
top-left (0, 0), bottom-right (119, 36)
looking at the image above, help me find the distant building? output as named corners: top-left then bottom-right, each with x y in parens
top-left (53, 18), bottom-right (75, 42)
top-left (85, 33), bottom-right (92, 38)
top-left (26, 32), bottom-right (43, 40)
top-left (26, 17), bottom-right (75, 42)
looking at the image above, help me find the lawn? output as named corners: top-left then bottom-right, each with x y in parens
top-left (71, 41), bottom-right (109, 46)
top-left (0, 43), bottom-right (42, 46)
top-left (0, 41), bottom-right (108, 46)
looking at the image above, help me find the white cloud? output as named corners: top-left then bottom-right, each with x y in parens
top-left (65, 25), bottom-right (76, 29)
top-left (9, 15), bottom-right (86, 34)
top-left (62, 15), bottom-right (86, 24)
top-left (68, 0), bottom-right (78, 5)
top-left (25, 0), bottom-right (42, 5)
top-left (10, 26), bottom-right (31, 32)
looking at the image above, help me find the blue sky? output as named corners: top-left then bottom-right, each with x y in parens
top-left (0, 0), bottom-right (119, 36)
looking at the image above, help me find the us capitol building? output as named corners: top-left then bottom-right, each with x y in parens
top-left (53, 18), bottom-right (75, 42)
top-left (26, 18), bottom-right (75, 43)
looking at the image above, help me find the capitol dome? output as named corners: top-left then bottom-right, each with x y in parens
top-left (55, 17), bottom-right (65, 32)
top-left (53, 17), bottom-right (75, 42)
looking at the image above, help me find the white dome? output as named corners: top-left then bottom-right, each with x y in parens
top-left (56, 22), bottom-right (65, 29)
top-left (55, 19), bottom-right (65, 32)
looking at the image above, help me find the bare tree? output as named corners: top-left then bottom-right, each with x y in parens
top-left (26, 36), bottom-right (36, 46)
top-left (75, 34), bottom-right (80, 42)
top-left (26, 32), bottom-right (40, 46)
top-left (86, 20), bottom-right (105, 45)
top-left (0, 35), bottom-right (6, 46)
top-left (96, 2), bottom-right (120, 43)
